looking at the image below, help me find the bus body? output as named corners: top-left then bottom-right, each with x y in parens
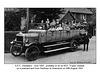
top-left (10, 24), bottom-right (86, 61)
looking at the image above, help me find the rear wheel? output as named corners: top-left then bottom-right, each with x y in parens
top-left (25, 46), bottom-right (40, 61)
top-left (70, 40), bottom-right (78, 51)
top-left (10, 45), bottom-right (22, 57)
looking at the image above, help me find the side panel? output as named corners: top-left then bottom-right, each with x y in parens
top-left (56, 30), bottom-right (60, 41)
top-left (39, 29), bottom-right (85, 43)
top-left (52, 31), bottom-right (57, 41)
top-left (39, 32), bottom-right (47, 43)
top-left (46, 31), bottom-right (52, 42)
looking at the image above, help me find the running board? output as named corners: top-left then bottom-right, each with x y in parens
top-left (44, 42), bottom-right (70, 47)
top-left (44, 47), bottom-right (70, 53)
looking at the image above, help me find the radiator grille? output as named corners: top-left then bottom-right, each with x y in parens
top-left (16, 36), bottom-right (23, 42)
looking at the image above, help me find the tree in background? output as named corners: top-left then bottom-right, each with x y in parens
top-left (5, 8), bottom-right (26, 31)
top-left (87, 8), bottom-right (96, 36)
top-left (29, 8), bottom-right (64, 23)
top-left (5, 8), bottom-right (64, 31)
top-left (87, 8), bottom-right (96, 26)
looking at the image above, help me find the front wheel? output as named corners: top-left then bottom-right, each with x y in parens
top-left (70, 40), bottom-right (78, 52)
top-left (25, 46), bottom-right (40, 61)
top-left (10, 45), bottom-right (22, 57)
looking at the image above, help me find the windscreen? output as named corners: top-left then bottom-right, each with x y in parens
top-left (29, 23), bottom-right (46, 30)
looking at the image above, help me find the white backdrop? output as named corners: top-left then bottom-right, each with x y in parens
top-left (0, 0), bottom-right (99, 77)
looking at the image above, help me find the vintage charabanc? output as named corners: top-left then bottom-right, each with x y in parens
top-left (10, 22), bottom-right (87, 61)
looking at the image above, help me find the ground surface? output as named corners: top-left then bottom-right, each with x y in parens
top-left (4, 36), bottom-right (96, 64)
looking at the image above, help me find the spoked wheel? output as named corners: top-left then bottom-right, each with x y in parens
top-left (70, 40), bottom-right (78, 52)
top-left (25, 46), bottom-right (40, 61)
top-left (10, 45), bottom-right (22, 57)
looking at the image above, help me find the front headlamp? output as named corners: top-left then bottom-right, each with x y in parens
top-left (10, 41), bottom-right (14, 44)
top-left (25, 39), bottom-right (29, 43)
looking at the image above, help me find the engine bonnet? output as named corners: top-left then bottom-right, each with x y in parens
top-left (17, 32), bottom-right (39, 37)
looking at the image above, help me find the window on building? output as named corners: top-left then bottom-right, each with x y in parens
top-left (73, 13), bottom-right (76, 18)
top-left (83, 14), bottom-right (87, 20)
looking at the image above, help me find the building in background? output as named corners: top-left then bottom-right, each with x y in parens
top-left (59, 8), bottom-right (96, 36)
top-left (59, 8), bottom-right (93, 24)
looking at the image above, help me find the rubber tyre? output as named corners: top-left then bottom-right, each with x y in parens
top-left (25, 46), bottom-right (40, 61)
top-left (70, 40), bottom-right (78, 52)
top-left (10, 45), bottom-right (22, 57)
